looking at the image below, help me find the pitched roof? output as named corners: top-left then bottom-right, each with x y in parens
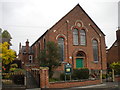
top-left (31, 4), bottom-right (105, 47)
top-left (49, 4), bottom-right (105, 36)
top-left (107, 40), bottom-right (117, 51)
top-left (21, 46), bottom-right (33, 54)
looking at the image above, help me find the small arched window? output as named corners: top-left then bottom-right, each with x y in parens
top-left (73, 28), bottom-right (79, 45)
top-left (76, 51), bottom-right (85, 57)
top-left (38, 42), bottom-right (40, 54)
top-left (58, 37), bottom-right (64, 61)
top-left (44, 39), bottom-right (46, 49)
top-left (80, 30), bottom-right (86, 45)
top-left (92, 39), bottom-right (99, 62)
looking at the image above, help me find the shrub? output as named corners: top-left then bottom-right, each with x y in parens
top-left (102, 74), bottom-right (106, 79)
top-left (12, 75), bottom-right (24, 85)
top-left (72, 68), bottom-right (89, 79)
top-left (49, 78), bottom-right (60, 82)
top-left (110, 62), bottom-right (120, 75)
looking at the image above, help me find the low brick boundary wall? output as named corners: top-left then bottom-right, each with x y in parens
top-left (39, 67), bottom-right (101, 88)
top-left (115, 76), bottom-right (120, 82)
top-left (49, 79), bottom-right (101, 88)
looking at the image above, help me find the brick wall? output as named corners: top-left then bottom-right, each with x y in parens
top-left (107, 30), bottom-right (120, 65)
top-left (31, 4), bottom-right (107, 71)
top-left (39, 67), bottom-right (101, 88)
top-left (49, 80), bottom-right (101, 88)
top-left (115, 76), bottom-right (120, 82)
top-left (107, 41), bottom-right (119, 64)
top-left (116, 30), bottom-right (120, 62)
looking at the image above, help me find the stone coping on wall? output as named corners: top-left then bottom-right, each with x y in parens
top-left (40, 67), bottom-right (49, 70)
top-left (49, 79), bottom-right (99, 84)
top-left (115, 76), bottom-right (120, 82)
top-left (49, 79), bottom-right (101, 88)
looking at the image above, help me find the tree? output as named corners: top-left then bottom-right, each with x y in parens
top-left (0, 42), bottom-right (16, 72)
top-left (2, 30), bottom-right (12, 39)
top-left (38, 41), bottom-right (61, 78)
top-left (110, 62), bottom-right (120, 75)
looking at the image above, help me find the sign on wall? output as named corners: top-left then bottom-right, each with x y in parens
top-left (64, 63), bottom-right (72, 75)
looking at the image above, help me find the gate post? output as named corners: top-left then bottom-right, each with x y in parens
top-left (100, 70), bottom-right (103, 83)
top-left (40, 67), bottom-right (49, 88)
top-left (112, 69), bottom-right (115, 82)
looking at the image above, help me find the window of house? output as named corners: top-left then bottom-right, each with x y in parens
top-left (80, 30), bottom-right (86, 45)
top-left (38, 42), bottom-right (41, 54)
top-left (92, 39), bottom-right (99, 62)
top-left (29, 55), bottom-right (33, 63)
top-left (114, 42), bottom-right (118, 47)
top-left (58, 37), bottom-right (64, 61)
top-left (44, 38), bottom-right (46, 49)
top-left (73, 28), bottom-right (79, 45)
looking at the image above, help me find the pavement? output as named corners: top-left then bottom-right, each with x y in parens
top-left (26, 88), bottom-right (41, 90)
top-left (66, 81), bottom-right (120, 90)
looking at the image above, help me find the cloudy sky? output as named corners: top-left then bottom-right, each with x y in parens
top-left (0, 0), bottom-right (119, 54)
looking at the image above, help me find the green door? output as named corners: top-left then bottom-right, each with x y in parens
top-left (76, 58), bottom-right (84, 68)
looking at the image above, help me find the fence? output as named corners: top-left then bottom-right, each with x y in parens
top-left (2, 72), bottom-right (25, 87)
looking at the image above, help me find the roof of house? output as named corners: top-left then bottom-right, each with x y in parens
top-left (107, 40), bottom-right (118, 51)
top-left (31, 4), bottom-right (105, 47)
top-left (21, 46), bottom-right (33, 54)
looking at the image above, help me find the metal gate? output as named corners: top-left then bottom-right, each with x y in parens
top-left (106, 69), bottom-right (113, 82)
top-left (25, 68), bottom-right (40, 89)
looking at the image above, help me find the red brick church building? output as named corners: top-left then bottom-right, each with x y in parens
top-left (18, 4), bottom-right (107, 71)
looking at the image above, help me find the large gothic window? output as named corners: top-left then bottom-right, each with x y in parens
top-left (58, 38), bottom-right (64, 61)
top-left (73, 28), bottom-right (79, 45)
top-left (80, 30), bottom-right (86, 45)
top-left (92, 39), bottom-right (99, 62)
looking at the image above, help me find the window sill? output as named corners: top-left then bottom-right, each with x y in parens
top-left (73, 44), bottom-right (79, 46)
top-left (94, 61), bottom-right (99, 64)
top-left (73, 44), bottom-right (87, 47)
top-left (80, 45), bottom-right (87, 47)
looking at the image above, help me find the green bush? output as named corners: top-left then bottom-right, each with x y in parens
top-left (72, 68), bottom-right (89, 79)
top-left (60, 68), bottom-right (89, 80)
top-left (102, 74), bottom-right (106, 79)
top-left (49, 78), bottom-right (60, 82)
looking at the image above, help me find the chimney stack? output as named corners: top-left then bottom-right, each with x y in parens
top-left (26, 39), bottom-right (29, 53)
top-left (19, 42), bottom-right (21, 53)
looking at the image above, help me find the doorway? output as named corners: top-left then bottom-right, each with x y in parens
top-left (76, 58), bottom-right (84, 68)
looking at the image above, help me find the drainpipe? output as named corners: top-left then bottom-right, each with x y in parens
top-left (66, 20), bottom-right (69, 63)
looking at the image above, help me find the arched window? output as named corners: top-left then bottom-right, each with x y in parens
top-left (92, 39), bottom-right (99, 62)
top-left (44, 39), bottom-right (46, 49)
top-left (38, 42), bottom-right (40, 54)
top-left (73, 28), bottom-right (78, 45)
top-left (80, 30), bottom-right (86, 45)
top-left (76, 51), bottom-right (85, 57)
top-left (58, 37), bottom-right (64, 61)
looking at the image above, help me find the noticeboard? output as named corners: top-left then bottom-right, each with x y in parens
top-left (64, 63), bottom-right (72, 75)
